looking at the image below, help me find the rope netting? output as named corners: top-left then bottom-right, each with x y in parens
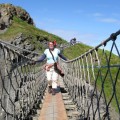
top-left (60, 30), bottom-right (120, 120)
top-left (0, 42), bottom-right (47, 120)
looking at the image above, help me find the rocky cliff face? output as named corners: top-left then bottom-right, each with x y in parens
top-left (0, 3), bottom-right (43, 54)
top-left (0, 3), bottom-right (34, 31)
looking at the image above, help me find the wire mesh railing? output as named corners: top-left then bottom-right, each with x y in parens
top-left (0, 41), bottom-right (47, 120)
top-left (60, 30), bottom-right (120, 120)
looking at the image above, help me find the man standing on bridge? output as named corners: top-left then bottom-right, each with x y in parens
top-left (35, 41), bottom-right (67, 95)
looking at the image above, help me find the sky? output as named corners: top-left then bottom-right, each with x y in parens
top-left (1, 0), bottom-right (120, 50)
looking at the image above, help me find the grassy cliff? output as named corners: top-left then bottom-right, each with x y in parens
top-left (0, 16), bottom-right (67, 43)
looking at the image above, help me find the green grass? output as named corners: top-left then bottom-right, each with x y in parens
top-left (63, 43), bottom-right (92, 59)
top-left (0, 16), bottom-right (67, 54)
top-left (0, 16), bottom-right (67, 44)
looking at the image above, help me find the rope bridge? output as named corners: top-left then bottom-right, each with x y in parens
top-left (0, 30), bottom-right (120, 120)
top-left (59, 30), bottom-right (120, 120)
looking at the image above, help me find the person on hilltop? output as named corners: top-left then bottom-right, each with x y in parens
top-left (34, 41), bottom-right (67, 95)
top-left (70, 37), bottom-right (76, 45)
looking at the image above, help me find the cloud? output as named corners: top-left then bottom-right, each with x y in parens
top-left (111, 13), bottom-right (120, 17)
top-left (33, 18), bottom-right (45, 28)
top-left (33, 17), bottom-right (60, 29)
top-left (99, 18), bottom-right (120, 24)
top-left (45, 18), bottom-right (60, 23)
top-left (74, 9), bottom-right (84, 14)
top-left (92, 13), bottom-right (103, 17)
top-left (47, 29), bottom-right (98, 46)
top-left (91, 12), bottom-right (120, 24)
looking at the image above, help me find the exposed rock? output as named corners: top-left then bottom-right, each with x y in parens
top-left (0, 3), bottom-right (34, 32)
top-left (10, 33), bottom-right (35, 52)
top-left (11, 33), bottom-right (27, 45)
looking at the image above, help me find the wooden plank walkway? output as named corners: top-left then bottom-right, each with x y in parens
top-left (38, 87), bottom-right (68, 120)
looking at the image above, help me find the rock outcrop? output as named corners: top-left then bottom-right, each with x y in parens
top-left (0, 3), bottom-right (34, 31)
